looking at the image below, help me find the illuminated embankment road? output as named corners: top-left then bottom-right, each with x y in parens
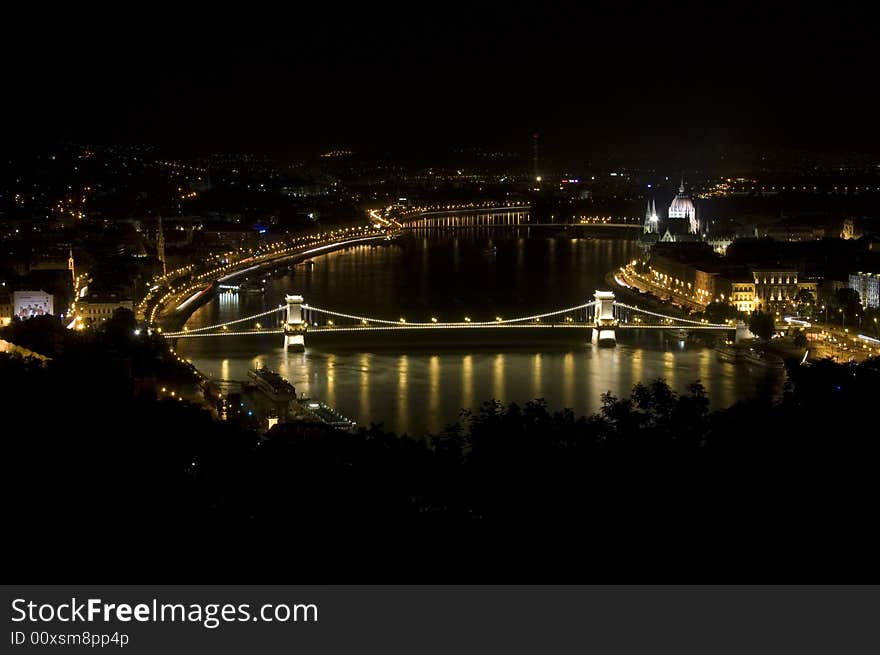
top-left (144, 227), bottom-right (391, 329)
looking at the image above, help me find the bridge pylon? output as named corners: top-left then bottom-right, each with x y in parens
top-left (735, 320), bottom-right (754, 343)
top-left (284, 294), bottom-right (307, 351)
top-left (591, 290), bottom-right (617, 346)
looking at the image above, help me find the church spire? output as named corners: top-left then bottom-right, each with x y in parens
top-left (157, 214), bottom-right (167, 276)
top-left (644, 198), bottom-right (659, 234)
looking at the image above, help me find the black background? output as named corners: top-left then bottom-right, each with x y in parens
top-left (3, 1), bottom-right (878, 162)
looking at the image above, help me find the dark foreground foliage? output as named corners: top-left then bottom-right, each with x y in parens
top-left (3, 318), bottom-right (879, 581)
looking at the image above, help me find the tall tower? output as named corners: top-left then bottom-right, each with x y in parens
top-left (532, 132), bottom-right (540, 181)
top-left (68, 247), bottom-right (75, 286)
top-left (644, 199), bottom-right (659, 234)
top-left (157, 214), bottom-right (167, 276)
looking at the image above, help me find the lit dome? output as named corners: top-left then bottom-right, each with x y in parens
top-left (668, 181), bottom-right (698, 233)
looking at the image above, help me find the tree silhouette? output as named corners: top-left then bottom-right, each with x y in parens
top-left (703, 301), bottom-right (741, 324)
top-left (748, 310), bottom-right (775, 340)
top-left (4, 313), bottom-right (880, 581)
top-left (834, 288), bottom-right (861, 321)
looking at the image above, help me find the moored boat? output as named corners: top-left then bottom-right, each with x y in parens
top-left (741, 348), bottom-right (785, 370)
top-left (248, 367), bottom-right (296, 403)
top-left (715, 343), bottom-right (740, 363)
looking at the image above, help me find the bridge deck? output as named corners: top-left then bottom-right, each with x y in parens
top-left (167, 323), bottom-right (734, 338)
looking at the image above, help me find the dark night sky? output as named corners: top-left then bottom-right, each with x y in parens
top-left (4, 1), bottom-right (878, 162)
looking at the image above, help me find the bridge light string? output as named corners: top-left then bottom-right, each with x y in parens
top-left (300, 301), bottom-right (599, 327)
top-left (164, 306), bottom-right (285, 336)
top-left (169, 329), bottom-right (285, 338)
top-left (161, 301), bottom-right (735, 338)
top-left (612, 302), bottom-right (732, 328)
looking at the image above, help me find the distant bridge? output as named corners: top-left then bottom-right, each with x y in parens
top-left (389, 205), bottom-right (642, 230)
top-left (164, 291), bottom-right (740, 349)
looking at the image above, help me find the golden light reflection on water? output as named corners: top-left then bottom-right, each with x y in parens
top-left (221, 358), bottom-right (230, 382)
top-left (493, 353), bottom-right (505, 401)
top-left (531, 353), bottom-right (542, 399)
top-left (663, 350), bottom-right (675, 387)
top-left (461, 354), bottom-right (473, 412)
top-left (630, 348), bottom-right (644, 383)
top-left (698, 348), bottom-right (711, 390)
top-left (277, 348), bottom-right (290, 382)
top-left (397, 355), bottom-right (408, 435)
top-left (359, 353), bottom-right (370, 419)
top-left (325, 353), bottom-right (336, 407)
top-left (563, 351), bottom-right (575, 408)
top-left (428, 355), bottom-right (440, 420)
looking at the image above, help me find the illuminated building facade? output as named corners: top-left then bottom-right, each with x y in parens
top-left (668, 181), bottom-right (698, 234)
top-left (750, 269), bottom-right (816, 311)
top-left (849, 272), bottom-right (880, 308)
top-left (730, 281), bottom-right (756, 313)
top-left (78, 294), bottom-right (134, 325)
top-left (643, 199), bottom-right (659, 234)
top-left (647, 246), bottom-right (732, 307)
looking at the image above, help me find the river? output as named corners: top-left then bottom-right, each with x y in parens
top-left (176, 227), bottom-right (783, 435)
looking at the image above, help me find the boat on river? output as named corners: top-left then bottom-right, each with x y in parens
top-left (248, 367), bottom-right (296, 403)
top-left (741, 348), bottom-right (785, 370)
top-left (715, 343), bottom-right (740, 363)
top-left (300, 399), bottom-right (357, 431)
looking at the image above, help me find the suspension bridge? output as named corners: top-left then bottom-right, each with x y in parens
top-left (163, 291), bottom-right (742, 350)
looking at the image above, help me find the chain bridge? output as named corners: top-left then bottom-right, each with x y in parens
top-left (163, 291), bottom-right (742, 350)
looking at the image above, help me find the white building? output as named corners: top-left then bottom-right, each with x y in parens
top-left (77, 293), bottom-right (134, 326)
top-left (849, 272), bottom-right (880, 309)
top-left (668, 180), bottom-right (698, 234)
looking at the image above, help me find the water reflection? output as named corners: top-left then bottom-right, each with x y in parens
top-left (461, 354), bottom-right (473, 413)
top-left (531, 353), bottom-right (542, 400)
top-left (428, 355), bottom-right (440, 424)
top-left (397, 355), bottom-right (408, 435)
top-left (177, 232), bottom-right (784, 435)
top-left (359, 353), bottom-right (370, 420)
top-left (662, 350), bottom-right (675, 388)
top-left (325, 353), bottom-right (336, 407)
top-left (562, 352), bottom-right (575, 408)
top-left (493, 353), bottom-right (505, 401)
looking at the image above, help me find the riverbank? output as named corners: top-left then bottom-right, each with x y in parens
top-left (604, 269), bottom-right (696, 322)
top-left (154, 230), bottom-right (392, 332)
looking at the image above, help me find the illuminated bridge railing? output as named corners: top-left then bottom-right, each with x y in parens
top-left (301, 301), bottom-right (598, 328)
top-left (164, 306), bottom-right (286, 337)
top-left (163, 300), bottom-right (735, 338)
top-left (613, 303), bottom-right (735, 330)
